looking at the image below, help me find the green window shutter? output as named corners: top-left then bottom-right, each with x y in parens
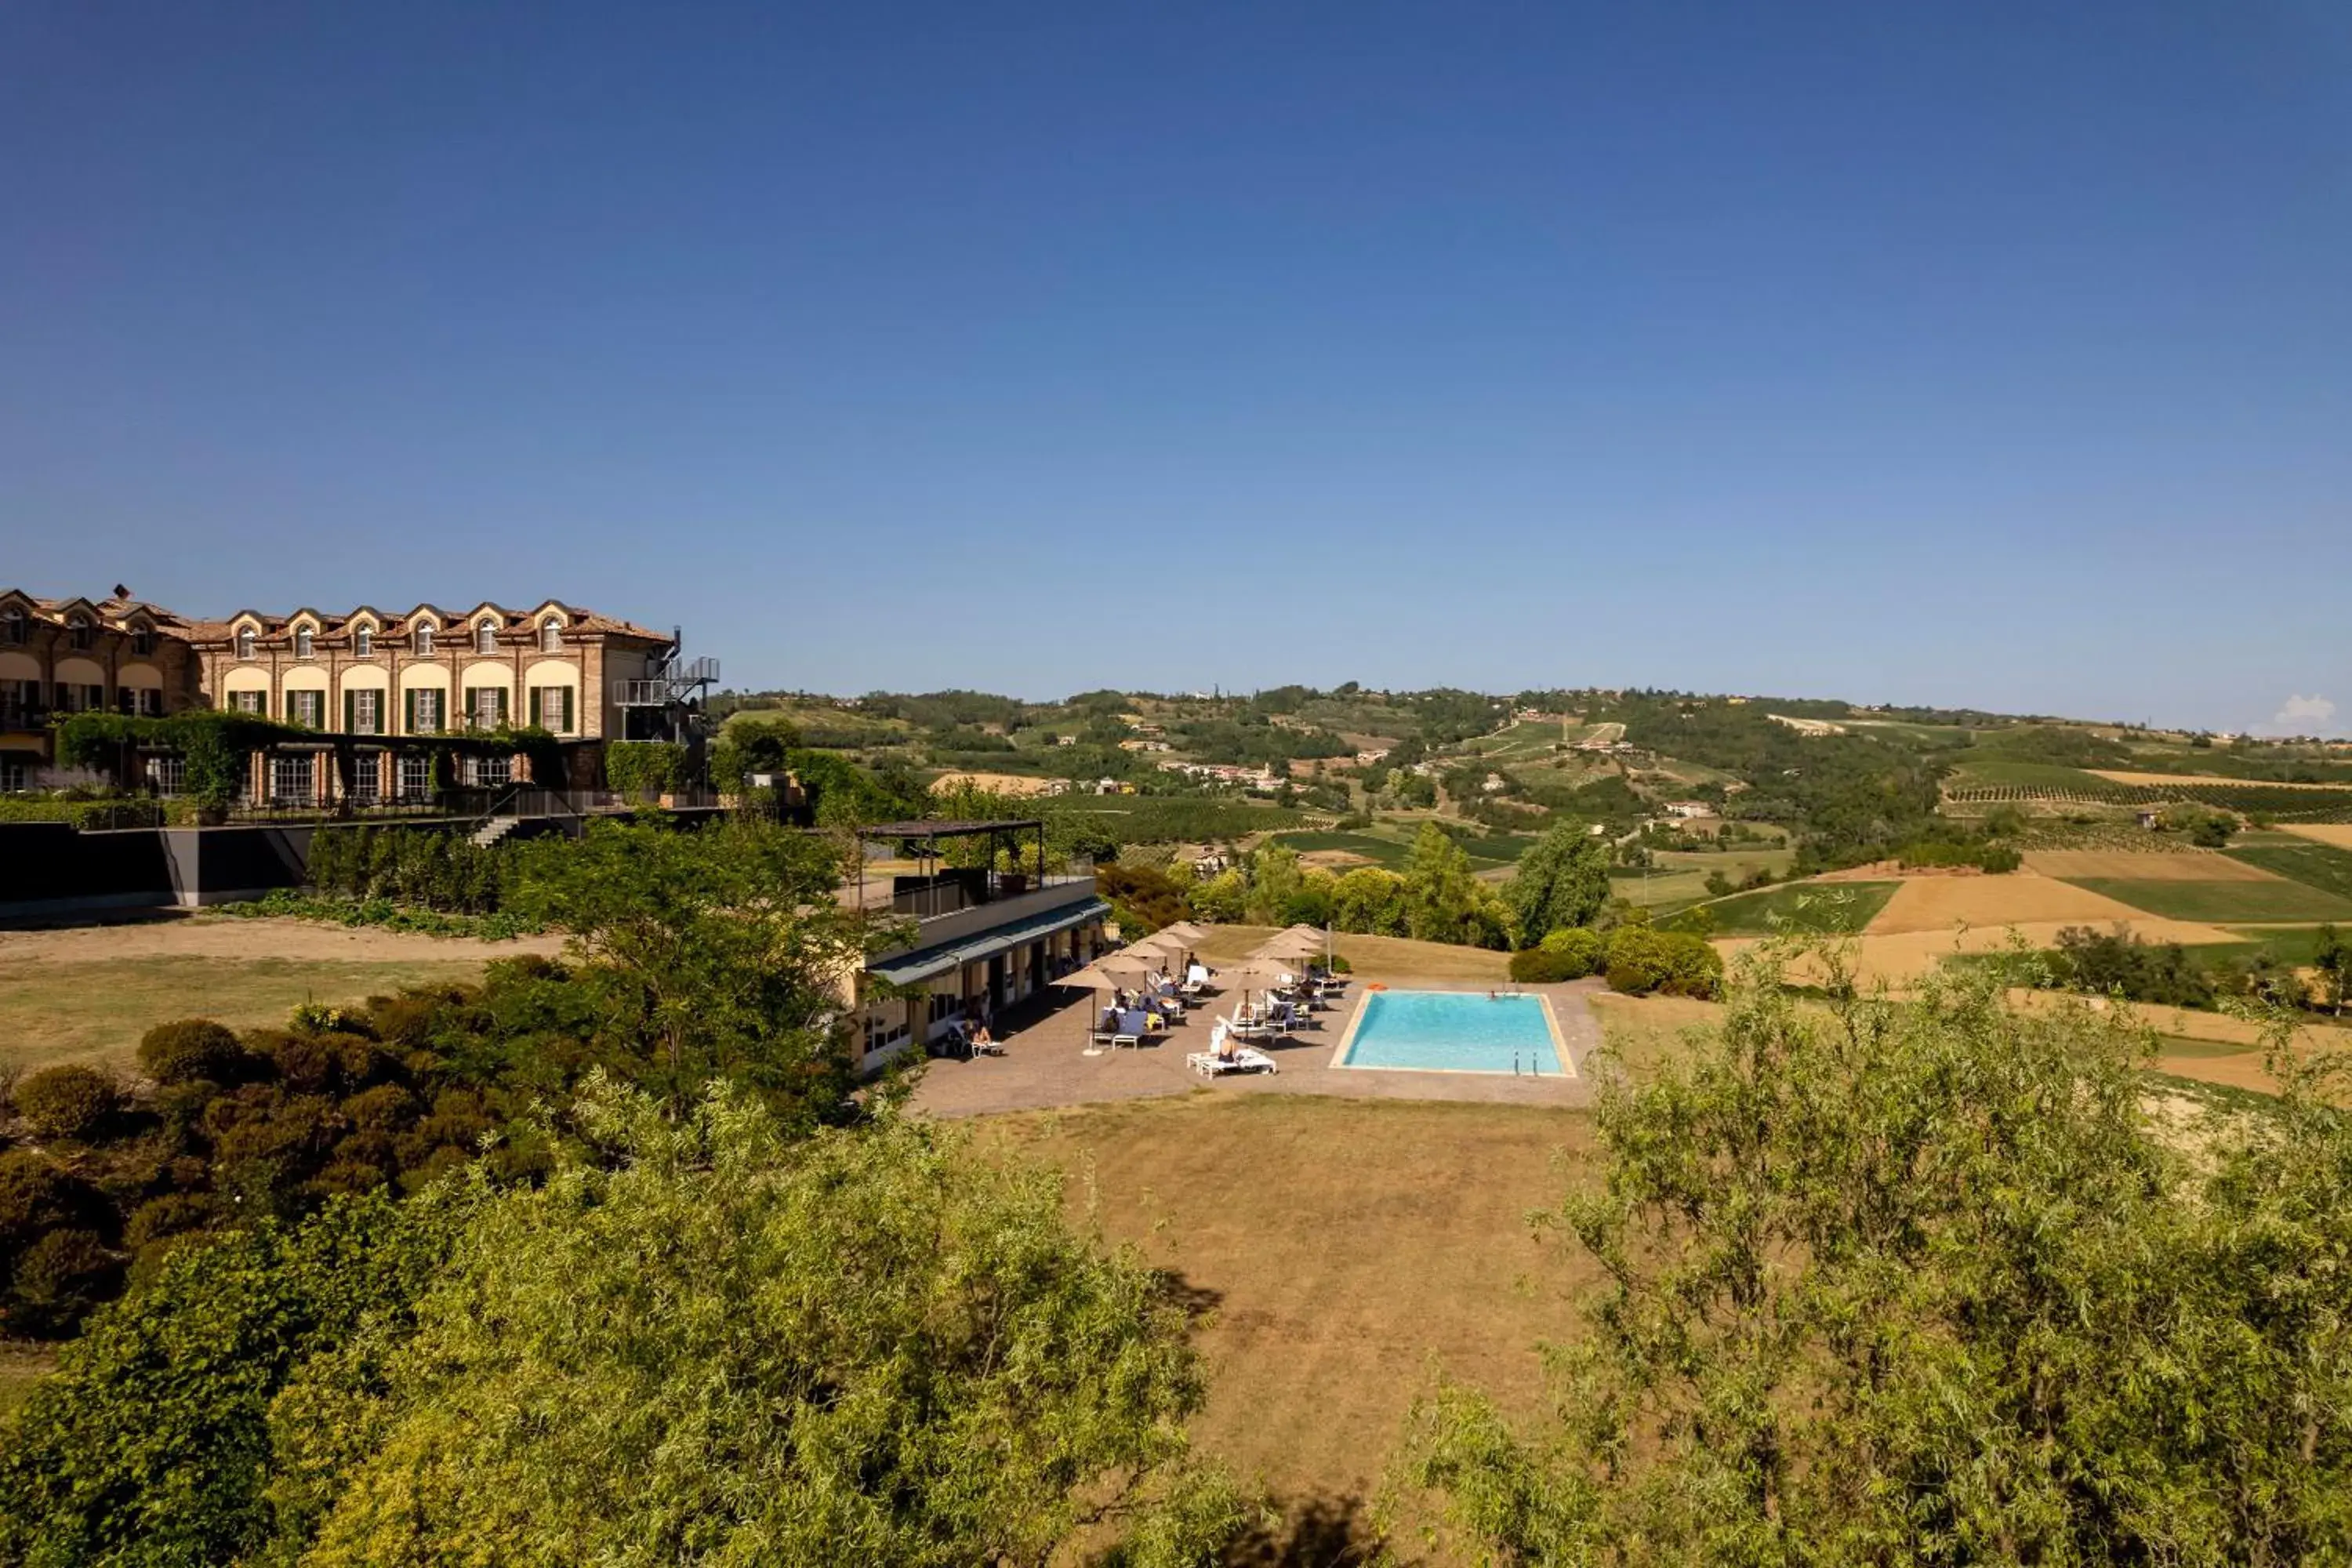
top-left (496, 688), bottom-right (510, 728)
top-left (343, 691), bottom-right (355, 733)
top-left (405, 688), bottom-right (417, 733)
top-left (528, 687), bottom-right (541, 729)
top-left (560, 686), bottom-right (573, 734)
top-left (462, 687), bottom-right (477, 728)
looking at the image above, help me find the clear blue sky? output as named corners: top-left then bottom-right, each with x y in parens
top-left (4, 2), bottom-right (2347, 731)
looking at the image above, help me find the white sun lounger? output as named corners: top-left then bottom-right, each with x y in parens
top-left (1187, 1046), bottom-right (1278, 1076)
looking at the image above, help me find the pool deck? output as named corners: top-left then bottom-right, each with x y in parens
top-left (910, 973), bottom-right (1605, 1119)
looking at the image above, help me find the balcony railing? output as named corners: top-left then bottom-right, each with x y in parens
top-left (0, 701), bottom-right (51, 732)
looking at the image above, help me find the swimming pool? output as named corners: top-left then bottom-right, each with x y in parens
top-left (1338, 990), bottom-right (1568, 1075)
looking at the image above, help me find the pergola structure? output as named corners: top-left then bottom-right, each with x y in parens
top-left (851, 818), bottom-right (1050, 916)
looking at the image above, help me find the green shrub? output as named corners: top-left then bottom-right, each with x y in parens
top-left (1538, 926), bottom-right (1607, 978)
top-left (0, 1149), bottom-right (96, 1261)
top-left (123, 1192), bottom-right (217, 1252)
top-left (13, 1065), bottom-right (123, 1142)
top-left (0, 796), bottom-right (164, 829)
top-left (1510, 947), bottom-right (1581, 983)
top-left (5, 1228), bottom-right (121, 1337)
top-left (1604, 927), bottom-right (1722, 999)
top-left (138, 1018), bottom-right (245, 1085)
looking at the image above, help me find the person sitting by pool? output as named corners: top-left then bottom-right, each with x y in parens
top-left (970, 1025), bottom-right (996, 1054)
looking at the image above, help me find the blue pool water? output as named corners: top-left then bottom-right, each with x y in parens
top-left (1341, 990), bottom-right (1563, 1074)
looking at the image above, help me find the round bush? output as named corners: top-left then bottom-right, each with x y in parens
top-left (137, 1019), bottom-right (245, 1086)
top-left (6, 1227), bottom-right (121, 1338)
top-left (122, 1192), bottom-right (217, 1252)
top-left (1604, 928), bottom-right (1722, 999)
top-left (13, 1065), bottom-right (123, 1142)
top-left (1539, 926), bottom-right (1606, 978)
top-left (0, 1149), bottom-right (96, 1256)
top-left (1509, 947), bottom-right (1577, 983)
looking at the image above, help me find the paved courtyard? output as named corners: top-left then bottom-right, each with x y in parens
top-left (911, 972), bottom-right (1604, 1116)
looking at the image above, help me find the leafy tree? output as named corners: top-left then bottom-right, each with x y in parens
top-left (1403, 822), bottom-right (1513, 949)
top-left (2317, 923), bottom-right (2350, 1016)
top-left (266, 1083), bottom-right (1241, 1567)
top-left (507, 818), bottom-right (877, 1115)
top-left (1330, 867), bottom-right (1409, 936)
top-left (1506, 824), bottom-right (1613, 943)
top-left (0, 1190), bottom-right (459, 1566)
top-left (1243, 843), bottom-right (1305, 926)
top-left (1403, 956), bottom-right (2352, 1563)
top-left (1189, 868), bottom-right (1249, 924)
top-left (1098, 861), bottom-right (1192, 935)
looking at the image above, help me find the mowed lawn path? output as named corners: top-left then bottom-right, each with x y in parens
top-left (978, 1094), bottom-right (1595, 1549)
top-left (0, 915), bottom-right (559, 1072)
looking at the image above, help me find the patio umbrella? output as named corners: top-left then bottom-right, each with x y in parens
top-left (1250, 930), bottom-right (1322, 960)
top-left (1155, 920), bottom-right (1211, 946)
top-left (1218, 960), bottom-right (1293, 1017)
top-left (1059, 955), bottom-right (1161, 1040)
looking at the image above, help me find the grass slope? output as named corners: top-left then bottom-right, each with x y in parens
top-left (2227, 839), bottom-right (2352, 904)
top-left (979, 1094), bottom-right (1592, 1541)
top-left (1700, 880), bottom-right (1901, 936)
top-left (0, 954), bottom-right (488, 1073)
top-left (2063, 877), bottom-right (2352, 924)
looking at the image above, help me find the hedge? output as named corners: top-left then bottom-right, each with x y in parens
top-left (607, 741), bottom-right (691, 795)
top-left (0, 797), bottom-right (163, 829)
top-left (304, 825), bottom-right (515, 914)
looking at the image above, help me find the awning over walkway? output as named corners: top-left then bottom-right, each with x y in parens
top-left (867, 897), bottom-right (1111, 988)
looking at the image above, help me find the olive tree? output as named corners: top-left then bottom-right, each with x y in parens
top-left (1402, 946), bottom-right (2352, 1564)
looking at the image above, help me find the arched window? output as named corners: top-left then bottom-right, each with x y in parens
top-left (414, 622), bottom-right (435, 655)
top-left (130, 625), bottom-right (154, 656)
top-left (295, 626), bottom-right (314, 659)
top-left (237, 627), bottom-right (256, 661)
top-left (475, 619), bottom-right (497, 655)
top-left (5, 608), bottom-right (28, 644)
top-left (539, 619), bottom-right (561, 653)
top-left (68, 615), bottom-right (93, 650)
top-left (354, 626), bottom-right (373, 659)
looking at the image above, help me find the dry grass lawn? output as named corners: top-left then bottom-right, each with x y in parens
top-left (926, 770), bottom-right (1065, 798)
top-left (1181, 924), bottom-right (1513, 985)
top-left (0, 916), bottom-right (553, 1073)
top-left (978, 1094), bottom-right (1595, 1556)
top-left (2282, 824), bottom-right (2352, 851)
top-left (1864, 874), bottom-right (2231, 936)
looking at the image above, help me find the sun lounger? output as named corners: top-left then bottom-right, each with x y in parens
top-left (1188, 1046), bottom-right (1278, 1076)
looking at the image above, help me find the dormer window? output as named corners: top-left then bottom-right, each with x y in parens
top-left (4, 608), bottom-right (27, 644)
top-left (354, 626), bottom-right (373, 659)
top-left (68, 615), bottom-right (93, 650)
top-left (415, 622), bottom-right (435, 655)
top-left (475, 619), bottom-right (497, 655)
top-left (295, 626), bottom-right (314, 659)
top-left (237, 627), bottom-right (256, 660)
top-left (130, 626), bottom-right (154, 655)
top-left (539, 619), bottom-right (561, 654)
